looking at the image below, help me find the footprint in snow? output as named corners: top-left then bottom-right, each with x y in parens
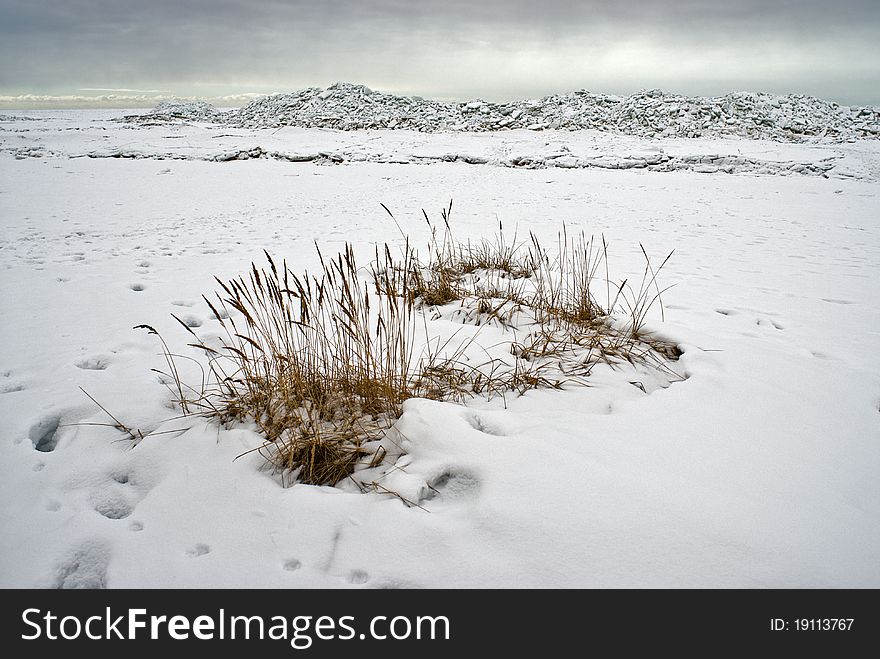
top-left (465, 412), bottom-right (506, 436)
top-left (283, 559), bottom-right (301, 572)
top-left (75, 356), bottom-right (111, 371)
top-left (91, 466), bottom-right (154, 520)
top-left (112, 470), bottom-right (134, 484)
top-left (1, 381), bottom-right (25, 393)
top-left (179, 315), bottom-right (202, 328)
top-left (186, 543), bottom-right (211, 557)
top-left (52, 540), bottom-right (111, 589)
top-left (347, 570), bottom-right (370, 585)
top-left (420, 469), bottom-right (481, 503)
top-left (91, 490), bottom-right (135, 520)
top-left (129, 283), bottom-right (145, 292)
top-left (28, 413), bottom-right (65, 452)
top-left (371, 578), bottom-right (423, 589)
top-left (756, 318), bottom-right (784, 330)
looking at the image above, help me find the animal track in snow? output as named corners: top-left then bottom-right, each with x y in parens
top-left (421, 469), bottom-right (481, 503)
top-left (1, 370), bottom-right (25, 393)
top-left (466, 412), bottom-right (506, 436)
top-left (171, 300), bottom-right (195, 307)
top-left (371, 578), bottom-right (423, 589)
top-left (347, 569), bottom-right (370, 585)
top-left (90, 466), bottom-right (152, 520)
top-left (52, 540), bottom-right (111, 589)
top-left (91, 490), bottom-right (135, 519)
top-left (29, 413), bottom-right (64, 452)
top-left (283, 559), bottom-right (302, 571)
top-left (75, 356), bottom-right (111, 370)
top-left (179, 315), bottom-right (203, 328)
top-left (112, 470), bottom-right (131, 484)
top-left (756, 318), bottom-right (785, 330)
top-left (186, 543), bottom-right (211, 557)
top-left (129, 283), bottom-right (145, 291)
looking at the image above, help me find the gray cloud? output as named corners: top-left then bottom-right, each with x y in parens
top-left (1, 1), bottom-right (878, 104)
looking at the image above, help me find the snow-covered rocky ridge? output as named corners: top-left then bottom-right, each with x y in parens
top-left (128, 82), bottom-right (880, 142)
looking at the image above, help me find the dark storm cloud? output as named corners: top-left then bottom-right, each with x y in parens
top-left (1, 1), bottom-right (878, 103)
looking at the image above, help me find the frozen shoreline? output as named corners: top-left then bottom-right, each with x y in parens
top-left (1, 111), bottom-right (879, 588)
top-left (3, 109), bottom-right (879, 180)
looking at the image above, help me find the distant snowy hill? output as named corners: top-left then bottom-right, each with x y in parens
top-left (129, 82), bottom-right (880, 141)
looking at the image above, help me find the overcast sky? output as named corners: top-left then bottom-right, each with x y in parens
top-left (1, 0), bottom-right (878, 105)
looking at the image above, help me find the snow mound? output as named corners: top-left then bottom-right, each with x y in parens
top-left (130, 82), bottom-right (880, 141)
top-left (126, 100), bottom-right (232, 124)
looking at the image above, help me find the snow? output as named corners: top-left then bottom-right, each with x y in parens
top-left (125, 82), bottom-right (880, 141)
top-left (1, 109), bottom-right (879, 588)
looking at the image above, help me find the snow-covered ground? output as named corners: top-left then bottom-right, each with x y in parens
top-left (1, 110), bottom-right (879, 588)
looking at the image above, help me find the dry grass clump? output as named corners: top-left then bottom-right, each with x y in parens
top-left (154, 245), bottom-right (420, 485)
top-left (381, 201), bottom-right (539, 307)
top-left (383, 204), bottom-right (679, 382)
top-left (146, 203), bottom-right (680, 488)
